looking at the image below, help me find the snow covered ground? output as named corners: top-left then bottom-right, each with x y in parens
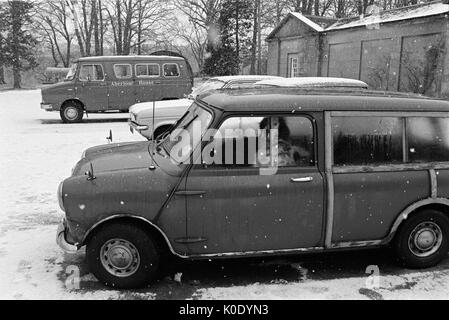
top-left (0, 89), bottom-right (448, 300)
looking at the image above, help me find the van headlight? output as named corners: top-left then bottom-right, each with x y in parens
top-left (57, 182), bottom-right (65, 212)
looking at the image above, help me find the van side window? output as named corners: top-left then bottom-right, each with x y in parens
top-left (163, 63), bottom-right (180, 77)
top-left (203, 116), bottom-right (314, 168)
top-left (333, 117), bottom-right (403, 166)
top-left (114, 64), bottom-right (132, 79)
top-left (407, 117), bottom-right (449, 163)
top-left (136, 64), bottom-right (160, 78)
top-left (79, 64), bottom-right (104, 81)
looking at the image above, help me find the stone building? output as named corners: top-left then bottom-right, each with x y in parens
top-left (266, 1), bottom-right (449, 97)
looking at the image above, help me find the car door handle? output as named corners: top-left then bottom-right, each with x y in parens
top-left (290, 177), bottom-right (313, 183)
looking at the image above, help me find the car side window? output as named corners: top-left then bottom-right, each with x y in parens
top-left (136, 64), bottom-right (160, 78)
top-left (114, 64), bottom-right (132, 79)
top-left (79, 64), bottom-right (104, 81)
top-left (333, 116), bottom-right (403, 166)
top-left (163, 63), bottom-right (180, 77)
top-left (202, 116), bottom-right (315, 168)
top-left (407, 117), bottom-right (449, 163)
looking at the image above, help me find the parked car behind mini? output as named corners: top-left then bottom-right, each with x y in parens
top-left (41, 55), bottom-right (193, 123)
top-left (57, 87), bottom-right (449, 289)
top-left (128, 75), bottom-right (281, 139)
top-left (254, 77), bottom-right (369, 89)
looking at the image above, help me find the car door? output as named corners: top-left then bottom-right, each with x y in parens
top-left (184, 114), bottom-right (324, 255)
top-left (76, 63), bottom-right (108, 111)
top-left (108, 63), bottom-right (135, 111)
top-left (134, 62), bottom-right (164, 103)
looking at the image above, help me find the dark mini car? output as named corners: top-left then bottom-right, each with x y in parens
top-left (57, 87), bottom-right (449, 288)
top-left (41, 55), bottom-right (193, 123)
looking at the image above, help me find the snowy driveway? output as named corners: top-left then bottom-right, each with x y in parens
top-left (0, 89), bottom-right (448, 299)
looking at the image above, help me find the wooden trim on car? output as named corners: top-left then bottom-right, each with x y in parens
top-left (324, 111), bottom-right (334, 248)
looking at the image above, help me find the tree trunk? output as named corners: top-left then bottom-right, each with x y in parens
top-left (0, 66), bottom-right (5, 85)
top-left (99, 0), bottom-right (104, 55)
top-left (12, 2), bottom-right (21, 89)
top-left (250, 0), bottom-right (258, 75)
top-left (92, 0), bottom-right (100, 56)
top-left (235, 0), bottom-right (239, 73)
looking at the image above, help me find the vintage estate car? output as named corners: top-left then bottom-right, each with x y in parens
top-left (128, 75), bottom-right (281, 139)
top-left (41, 55), bottom-right (193, 123)
top-left (127, 76), bottom-right (366, 140)
top-left (57, 87), bottom-right (449, 288)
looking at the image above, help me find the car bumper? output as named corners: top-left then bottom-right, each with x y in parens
top-left (56, 219), bottom-right (79, 253)
top-left (128, 120), bottom-right (149, 134)
top-left (40, 103), bottom-right (54, 111)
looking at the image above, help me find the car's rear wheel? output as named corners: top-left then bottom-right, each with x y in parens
top-left (60, 102), bottom-right (84, 123)
top-left (394, 209), bottom-right (449, 268)
top-left (86, 223), bottom-right (160, 289)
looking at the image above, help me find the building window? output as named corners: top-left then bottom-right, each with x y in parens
top-left (333, 117), bottom-right (403, 166)
top-left (290, 58), bottom-right (299, 77)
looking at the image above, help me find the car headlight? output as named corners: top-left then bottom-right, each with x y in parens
top-left (57, 182), bottom-right (65, 212)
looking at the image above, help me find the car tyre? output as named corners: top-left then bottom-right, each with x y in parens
top-left (394, 209), bottom-right (449, 268)
top-left (86, 223), bottom-right (160, 289)
top-left (60, 102), bottom-right (84, 123)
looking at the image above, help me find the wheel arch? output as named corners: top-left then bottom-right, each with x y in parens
top-left (81, 215), bottom-right (183, 258)
top-left (61, 99), bottom-right (85, 111)
top-left (384, 197), bottom-right (449, 244)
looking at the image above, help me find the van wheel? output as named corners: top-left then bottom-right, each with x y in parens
top-left (86, 223), bottom-right (160, 289)
top-left (60, 102), bottom-right (84, 123)
top-left (394, 209), bottom-right (449, 268)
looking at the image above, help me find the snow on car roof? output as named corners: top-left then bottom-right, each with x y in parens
top-left (255, 77), bottom-right (368, 88)
top-left (210, 75), bottom-right (282, 82)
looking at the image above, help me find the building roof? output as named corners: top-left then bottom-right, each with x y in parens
top-left (267, 1), bottom-right (449, 39)
top-left (198, 87), bottom-right (448, 113)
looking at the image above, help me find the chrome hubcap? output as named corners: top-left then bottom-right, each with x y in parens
top-left (65, 107), bottom-right (78, 120)
top-left (100, 239), bottom-right (140, 277)
top-left (408, 221), bottom-right (442, 257)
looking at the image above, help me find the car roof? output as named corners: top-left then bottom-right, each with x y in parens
top-left (210, 75), bottom-right (282, 83)
top-left (76, 55), bottom-right (184, 63)
top-left (255, 77), bottom-right (369, 88)
top-left (197, 87), bottom-right (449, 113)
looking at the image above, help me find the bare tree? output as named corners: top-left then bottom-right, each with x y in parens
top-left (35, 1), bottom-right (74, 67)
top-left (104, 0), bottom-right (168, 55)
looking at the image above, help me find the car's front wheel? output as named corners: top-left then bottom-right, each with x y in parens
top-left (395, 209), bottom-right (449, 268)
top-left (86, 223), bottom-right (160, 289)
top-left (60, 102), bottom-right (84, 123)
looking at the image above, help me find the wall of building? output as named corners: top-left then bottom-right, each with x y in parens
top-left (267, 17), bottom-right (320, 77)
top-left (268, 14), bottom-right (449, 97)
top-left (322, 15), bottom-right (447, 96)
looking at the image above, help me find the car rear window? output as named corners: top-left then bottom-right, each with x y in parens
top-left (163, 63), bottom-right (180, 77)
top-left (407, 117), bottom-right (449, 163)
top-left (332, 116), bottom-right (403, 166)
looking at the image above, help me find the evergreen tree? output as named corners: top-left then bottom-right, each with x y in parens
top-left (203, 0), bottom-right (253, 76)
top-left (2, 1), bottom-right (38, 88)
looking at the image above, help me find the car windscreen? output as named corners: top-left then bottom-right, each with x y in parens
top-left (162, 103), bottom-right (213, 163)
top-left (193, 79), bottom-right (226, 95)
top-left (65, 63), bottom-right (78, 81)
